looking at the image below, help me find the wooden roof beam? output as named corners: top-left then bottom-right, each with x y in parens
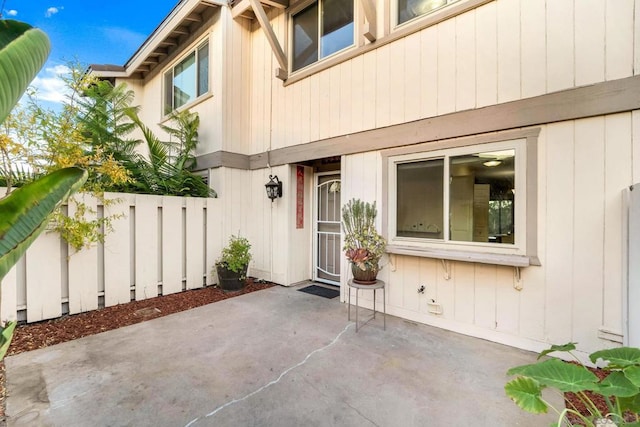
top-left (360, 0), bottom-right (376, 42)
top-left (261, 0), bottom-right (287, 8)
top-left (173, 26), bottom-right (190, 35)
top-left (249, 0), bottom-right (288, 80)
top-left (160, 38), bottom-right (179, 47)
top-left (232, 0), bottom-right (251, 19)
top-left (184, 13), bottom-right (203, 22)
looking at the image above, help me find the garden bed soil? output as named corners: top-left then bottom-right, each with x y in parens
top-left (0, 279), bottom-right (274, 423)
top-left (564, 362), bottom-right (639, 426)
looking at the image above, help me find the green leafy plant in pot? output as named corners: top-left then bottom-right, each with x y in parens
top-left (215, 235), bottom-right (251, 292)
top-left (342, 198), bottom-right (386, 284)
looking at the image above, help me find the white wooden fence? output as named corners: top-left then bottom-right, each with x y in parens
top-left (0, 192), bottom-right (222, 324)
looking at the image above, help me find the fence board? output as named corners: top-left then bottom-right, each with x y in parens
top-left (185, 198), bottom-right (205, 290)
top-left (104, 196), bottom-right (132, 307)
top-left (135, 195), bottom-right (159, 300)
top-left (68, 194), bottom-right (99, 314)
top-left (26, 233), bottom-right (62, 322)
top-left (162, 197), bottom-right (183, 295)
top-left (1, 264), bottom-right (18, 322)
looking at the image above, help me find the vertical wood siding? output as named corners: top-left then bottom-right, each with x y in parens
top-left (245, 0), bottom-right (637, 153)
top-left (342, 114), bottom-right (635, 354)
top-left (0, 194), bottom-right (221, 324)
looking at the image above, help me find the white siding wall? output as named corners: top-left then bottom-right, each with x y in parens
top-left (246, 0), bottom-right (638, 153)
top-left (106, 0), bottom-right (640, 355)
top-left (340, 113), bottom-right (635, 355)
top-left (214, 165), bottom-right (310, 286)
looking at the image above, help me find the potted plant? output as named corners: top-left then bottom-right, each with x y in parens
top-left (215, 235), bottom-right (252, 291)
top-left (342, 198), bottom-right (386, 284)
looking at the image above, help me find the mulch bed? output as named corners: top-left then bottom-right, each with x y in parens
top-left (564, 362), bottom-right (640, 425)
top-left (0, 279), bottom-right (274, 423)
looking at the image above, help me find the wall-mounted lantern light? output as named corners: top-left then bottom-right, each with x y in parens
top-left (265, 175), bottom-right (282, 202)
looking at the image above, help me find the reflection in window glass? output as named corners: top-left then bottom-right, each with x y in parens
top-left (321, 0), bottom-right (354, 58)
top-left (397, 0), bottom-right (456, 25)
top-left (292, 0), bottom-right (353, 72)
top-left (173, 52), bottom-right (196, 109)
top-left (449, 150), bottom-right (515, 244)
top-left (293, 4), bottom-right (319, 71)
top-left (197, 44), bottom-right (209, 97)
top-left (163, 42), bottom-right (209, 114)
top-left (396, 159), bottom-right (444, 239)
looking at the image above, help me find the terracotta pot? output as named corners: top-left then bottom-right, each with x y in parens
top-left (351, 263), bottom-right (379, 285)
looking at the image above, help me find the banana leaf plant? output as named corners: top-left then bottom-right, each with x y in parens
top-left (0, 20), bottom-right (88, 360)
top-left (506, 342), bottom-right (640, 426)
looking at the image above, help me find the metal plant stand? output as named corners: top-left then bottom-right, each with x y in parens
top-left (347, 279), bottom-right (386, 332)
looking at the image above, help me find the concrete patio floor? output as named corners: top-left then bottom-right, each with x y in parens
top-left (6, 284), bottom-right (561, 426)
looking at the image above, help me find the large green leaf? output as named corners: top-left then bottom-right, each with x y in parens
top-left (0, 320), bottom-right (16, 360)
top-left (0, 167), bottom-right (88, 280)
top-left (505, 377), bottom-right (548, 414)
top-left (625, 366), bottom-right (640, 388)
top-left (537, 342), bottom-right (577, 360)
top-left (507, 359), bottom-right (599, 393)
top-left (0, 20), bottom-right (51, 124)
top-left (596, 371), bottom-right (639, 398)
top-left (619, 393), bottom-right (640, 415)
top-left (590, 347), bottom-right (640, 368)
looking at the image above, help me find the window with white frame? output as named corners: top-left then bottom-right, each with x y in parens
top-left (396, 0), bottom-right (461, 26)
top-left (291, 0), bottom-right (354, 72)
top-left (163, 41), bottom-right (209, 114)
top-left (388, 139), bottom-right (527, 254)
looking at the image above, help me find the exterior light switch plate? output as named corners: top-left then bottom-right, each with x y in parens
top-left (427, 301), bottom-right (443, 315)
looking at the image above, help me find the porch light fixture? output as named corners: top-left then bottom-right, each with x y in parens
top-left (265, 175), bottom-right (282, 202)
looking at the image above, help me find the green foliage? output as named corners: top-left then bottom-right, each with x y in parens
top-left (1, 61), bottom-right (215, 251)
top-left (506, 343), bottom-right (640, 426)
top-left (49, 195), bottom-right (122, 253)
top-left (216, 235), bottom-right (252, 275)
top-left (0, 166), bottom-right (87, 277)
top-left (342, 198), bottom-right (386, 272)
top-left (0, 19), bottom-right (86, 359)
top-left (125, 109), bottom-right (215, 197)
top-left (0, 20), bottom-right (50, 124)
top-left (504, 376), bottom-right (548, 414)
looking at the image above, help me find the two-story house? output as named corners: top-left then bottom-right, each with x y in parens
top-left (91, 0), bottom-right (640, 357)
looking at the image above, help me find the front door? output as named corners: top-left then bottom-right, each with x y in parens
top-left (314, 174), bottom-right (341, 285)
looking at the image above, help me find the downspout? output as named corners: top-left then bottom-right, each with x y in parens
top-left (267, 42), bottom-right (274, 282)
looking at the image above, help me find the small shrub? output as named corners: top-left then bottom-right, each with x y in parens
top-left (217, 235), bottom-right (251, 274)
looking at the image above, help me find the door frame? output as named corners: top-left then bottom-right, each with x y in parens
top-left (312, 172), bottom-right (341, 286)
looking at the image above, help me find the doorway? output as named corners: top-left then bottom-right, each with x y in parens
top-left (313, 173), bottom-right (341, 285)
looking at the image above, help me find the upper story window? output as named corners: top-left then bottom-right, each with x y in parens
top-left (397, 0), bottom-right (460, 26)
top-left (388, 138), bottom-right (529, 256)
top-left (291, 0), bottom-right (354, 72)
top-left (163, 41), bottom-right (209, 114)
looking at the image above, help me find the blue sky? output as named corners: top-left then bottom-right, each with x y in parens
top-left (1, 0), bottom-right (178, 104)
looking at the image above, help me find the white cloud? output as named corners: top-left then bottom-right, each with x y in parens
top-left (29, 64), bottom-right (72, 104)
top-left (6, 10), bottom-right (18, 16)
top-left (45, 6), bottom-right (62, 17)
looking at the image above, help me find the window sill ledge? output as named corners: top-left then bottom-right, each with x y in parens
top-left (160, 92), bottom-right (214, 124)
top-left (386, 244), bottom-right (539, 267)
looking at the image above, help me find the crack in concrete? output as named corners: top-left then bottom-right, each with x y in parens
top-left (300, 376), bottom-right (379, 427)
top-left (184, 323), bottom-right (352, 427)
top-left (342, 400), bottom-right (380, 426)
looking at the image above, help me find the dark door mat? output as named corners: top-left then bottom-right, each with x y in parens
top-left (298, 285), bottom-right (340, 299)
